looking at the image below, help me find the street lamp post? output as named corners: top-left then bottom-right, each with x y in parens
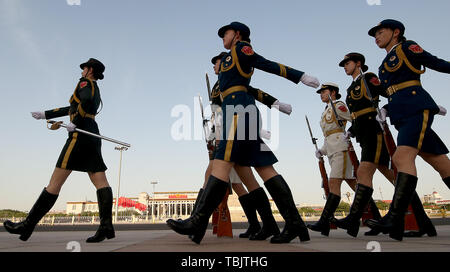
top-left (151, 181), bottom-right (158, 223)
top-left (114, 146), bottom-right (128, 223)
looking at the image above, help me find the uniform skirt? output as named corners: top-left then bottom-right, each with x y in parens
top-left (56, 125), bottom-right (107, 173)
top-left (354, 119), bottom-right (390, 166)
top-left (395, 110), bottom-right (448, 155)
top-left (214, 90), bottom-right (278, 167)
top-left (328, 151), bottom-right (355, 179)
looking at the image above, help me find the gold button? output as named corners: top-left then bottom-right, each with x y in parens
top-left (232, 95), bottom-right (235, 99)
top-left (412, 91), bottom-right (416, 95)
top-left (390, 98), bottom-right (392, 101)
top-left (369, 116), bottom-right (372, 120)
top-left (382, 70), bottom-right (385, 73)
top-left (384, 80), bottom-right (388, 83)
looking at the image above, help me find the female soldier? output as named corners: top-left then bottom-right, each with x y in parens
top-left (307, 83), bottom-right (359, 236)
top-left (334, 52), bottom-right (437, 239)
top-left (167, 22), bottom-right (320, 244)
top-left (365, 19), bottom-right (450, 241)
top-left (3, 58), bottom-right (114, 243)
top-left (205, 52), bottom-right (293, 241)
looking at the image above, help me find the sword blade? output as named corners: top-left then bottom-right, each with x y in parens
top-left (47, 121), bottom-right (131, 147)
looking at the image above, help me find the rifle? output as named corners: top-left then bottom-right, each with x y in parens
top-left (198, 95), bottom-right (214, 153)
top-left (305, 115), bottom-right (329, 198)
top-left (358, 68), bottom-right (397, 176)
top-left (327, 94), bottom-right (359, 177)
top-left (203, 74), bottom-right (232, 195)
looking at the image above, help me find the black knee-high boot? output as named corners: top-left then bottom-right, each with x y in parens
top-left (330, 184), bottom-right (373, 237)
top-left (191, 188), bottom-right (204, 215)
top-left (3, 188), bottom-right (58, 241)
top-left (307, 193), bottom-right (341, 236)
top-left (238, 192), bottom-right (261, 238)
top-left (366, 172), bottom-right (417, 241)
top-left (166, 175), bottom-right (229, 244)
top-left (403, 192), bottom-right (437, 237)
top-left (443, 176), bottom-right (450, 189)
top-left (364, 198), bottom-right (383, 236)
top-left (86, 187), bottom-right (115, 243)
top-left (247, 187), bottom-right (280, 240)
top-left (264, 175), bottom-right (310, 243)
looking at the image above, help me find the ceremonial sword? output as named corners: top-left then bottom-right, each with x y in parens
top-left (47, 120), bottom-right (131, 148)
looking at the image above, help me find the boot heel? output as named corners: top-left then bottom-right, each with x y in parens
top-left (19, 232), bottom-right (32, 242)
top-left (389, 231), bottom-right (403, 241)
top-left (347, 226), bottom-right (359, 237)
top-left (190, 230), bottom-right (206, 244)
top-left (426, 229), bottom-right (437, 237)
top-left (106, 230), bottom-right (115, 239)
top-left (320, 227), bottom-right (330, 237)
top-left (299, 228), bottom-right (310, 242)
top-left (389, 220), bottom-right (404, 241)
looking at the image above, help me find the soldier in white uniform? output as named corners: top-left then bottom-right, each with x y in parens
top-left (307, 83), bottom-right (357, 236)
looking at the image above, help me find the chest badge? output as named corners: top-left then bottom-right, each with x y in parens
top-left (389, 55), bottom-right (397, 62)
top-left (226, 56), bottom-right (232, 62)
top-left (355, 86), bottom-right (360, 91)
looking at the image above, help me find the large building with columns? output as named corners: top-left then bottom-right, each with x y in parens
top-left (66, 191), bottom-right (278, 221)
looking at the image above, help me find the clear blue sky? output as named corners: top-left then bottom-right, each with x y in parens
top-left (1, 0), bottom-right (449, 211)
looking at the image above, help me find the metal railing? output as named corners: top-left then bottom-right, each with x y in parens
top-left (1, 211), bottom-right (447, 226)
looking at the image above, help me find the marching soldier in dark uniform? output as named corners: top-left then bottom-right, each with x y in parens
top-left (167, 21), bottom-right (320, 244)
top-left (191, 52), bottom-right (288, 241)
top-left (3, 58), bottom-right (115, 243)
top-left (330, 52), bottom-right (395, 237)
top-left (365, 19), bottom-right (450, 241)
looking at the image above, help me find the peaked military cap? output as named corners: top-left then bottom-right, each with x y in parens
top-left (218, 22), bottom-right (250, 40)
top-left (80, 58), bottom-right (105, 80)
top-left (339, 52), bottom-right (368, 72)
top-left (316, 82), bottom-right (341, 99)
top-left (368, 19), bottom-right (405, 37)
top-left (211, 52), bottom-right (228, 64)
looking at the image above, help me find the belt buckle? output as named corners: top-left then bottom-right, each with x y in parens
top-left (388, 85), bottom-right (398, 96)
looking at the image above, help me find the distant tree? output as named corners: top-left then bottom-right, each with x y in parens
top-left (80, 212), bottom-right (100, 217)
top-left (298, 207), bottom-right (317, 214)
top-left (0, 209), bottom-right (27, 218)
top-left (375, 201), bottom-right (390, 211)
top-left (335, 202), bottom-right (350, 213)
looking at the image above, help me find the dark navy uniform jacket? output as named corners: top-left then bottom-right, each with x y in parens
top-left (45, 77), bottom-right (102, 135)
top-left (345, 72), bottom-right (385, 141)
top-left (214, 41), bottom-right (304, 166)
top-left (379, 40), bottom-right (450, 125)
top-left (44, 77), bottom-right (106, 172)
top-left (211, 80), bottom-right (278, 107)
top-left (218, 41), bottom-right (304, 92)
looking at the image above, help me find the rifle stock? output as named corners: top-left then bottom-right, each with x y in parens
top-left (305, 115), bottom-right (329, 197)
top-left (382, 122), bottom-right (398, 176)
top-left (347, 141), bottom-right (360, 178)
top-left (318, 157), bottom-right (329, 197)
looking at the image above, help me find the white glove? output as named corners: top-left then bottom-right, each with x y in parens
top-left (260, 129), bottom-right (271, 140)
top-left (343, 130), bottom-right (352, 139)
top-left (66, 122), bottom-right (76, 132)
top-left (315, 150), bottom-right (323, 159)
top-left (438, 105), bottom-right (447, 116)
top-left (31, 111), bottom-right (46, 120)
top-left (376, 107), bottom-right (388, 123)
top-left (272, 100), bottom-right (292, 115)
top-left (300, 73), bottom-right (320, 88)
top-left (206, 127), bottom-right (215, 141)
